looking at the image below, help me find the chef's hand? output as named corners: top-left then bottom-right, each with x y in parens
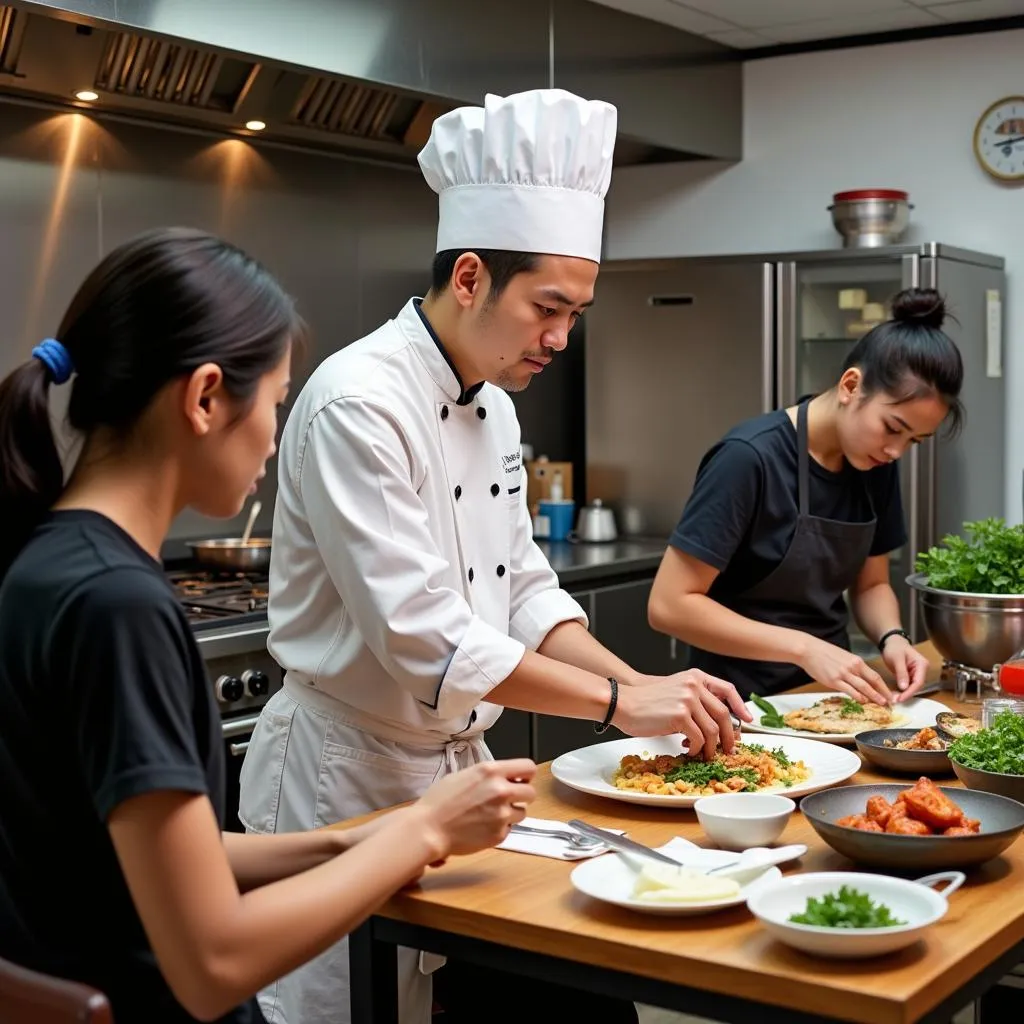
top-left (798, 637), bottom-right (892, 706)
top-left (414, 758), bottom-right (536, 860)
top-left (881, 636), bottom-right (930, 702)
top-left (615, 670), bottom-right (750, 761)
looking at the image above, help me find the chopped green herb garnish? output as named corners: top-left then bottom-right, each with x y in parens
top-left (839, 698), bottom-right (865, 717)
top-left (743, 742), bottom-right (766, 754)
top-left (788, 886), bottom-right (906, 929)
top-left (949, 709), bottom-right (1024, 776)
top-left (771, 746), bottom-right (791, 768)
top-left (663, 759), bottom-right (759, 792)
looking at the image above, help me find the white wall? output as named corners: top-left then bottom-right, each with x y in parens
top-left (604, 27), bottom-right (1024, 521)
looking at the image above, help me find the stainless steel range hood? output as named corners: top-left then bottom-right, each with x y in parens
top-left (4, 0), bottom-right (742, 167)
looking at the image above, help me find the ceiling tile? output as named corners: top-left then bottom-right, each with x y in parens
top-left (761, 6), bottom-right (942, 41)
top-left (678, 0), bottom-right (915, 29)
top-left (704, 27), bottom-right (778, 46)
top-left (924, 0), bottom-right (1024, 18)
top-left (590, 0), bottom-right (736, 33)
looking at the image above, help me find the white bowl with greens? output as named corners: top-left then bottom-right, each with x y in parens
top-left (747, 871), bottom-right (964, 959)
top-left (949, 709), bottom-right (1024, 801)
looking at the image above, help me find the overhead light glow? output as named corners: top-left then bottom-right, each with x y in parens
top-left (74, 90), bottom-right (99, 102)
top-left (245, 120), bottom-right (266, 132)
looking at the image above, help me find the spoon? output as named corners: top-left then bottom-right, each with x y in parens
top-left (705, 843), bottom-right (807, 883)
top-left (240, 499), bottom-right (262, 546)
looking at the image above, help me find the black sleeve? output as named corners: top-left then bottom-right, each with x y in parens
top-left (869, 464), bottom-right (908, 556)
top-left (669, 439), bottom-right (764, 572)
top-left (57, 569), bottom-right (209, 822)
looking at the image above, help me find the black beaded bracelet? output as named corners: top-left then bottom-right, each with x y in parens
top-left (878, 628), bottom-right (911, 652)
top-left (594, 677), bottom-right (619, 734)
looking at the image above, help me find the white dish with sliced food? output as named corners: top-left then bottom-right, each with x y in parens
top-left (550, 733), bottom-right (860, 808)
top-left (569, 843), bottom-right (784, 916)
top-left (742, 693), bottom-right (950, 745)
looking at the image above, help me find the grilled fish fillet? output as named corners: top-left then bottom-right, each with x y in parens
top-left (783, 696), bottom-right (895, 735)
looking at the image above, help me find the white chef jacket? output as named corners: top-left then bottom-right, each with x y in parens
top-left (265, 297), bottom-right (587, 742)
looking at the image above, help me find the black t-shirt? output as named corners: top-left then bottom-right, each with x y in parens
top-left (0, 511), bottom-right (264, 1024)
top-left (671, 408), bottom-right (907, 600)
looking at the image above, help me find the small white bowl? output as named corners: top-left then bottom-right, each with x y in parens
top-left (747, 871), bottom-right (964, 959)
top-left (694, 793), bottom-right (795, 851)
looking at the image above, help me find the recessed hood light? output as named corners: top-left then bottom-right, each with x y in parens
top-left (244, 119), bottom-right (266, 131)
top-left (74, 89), bottom-right (99, 102)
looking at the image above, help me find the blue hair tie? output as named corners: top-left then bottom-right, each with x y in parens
top-left (31, 338), bottom-right (74, 385)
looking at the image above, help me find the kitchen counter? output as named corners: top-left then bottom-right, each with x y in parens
top-left (534, 536), bottom-right (667, 586)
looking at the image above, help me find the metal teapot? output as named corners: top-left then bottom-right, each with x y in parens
top-left (572, 499), bottom-right (618, 543)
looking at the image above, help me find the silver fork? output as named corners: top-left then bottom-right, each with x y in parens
top-left (509, 823), bottom-right (604, 849)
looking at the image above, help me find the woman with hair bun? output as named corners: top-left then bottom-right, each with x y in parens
top-left (649, 287), bottom-right (963, 703)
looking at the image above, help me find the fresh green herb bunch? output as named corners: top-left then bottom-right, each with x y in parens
top-left (915, 518), bottom-right (1024, 594)
top-left (948, 710), bottom-right (1024, 776)
top-left (788, 886), bottom-right (906, 929)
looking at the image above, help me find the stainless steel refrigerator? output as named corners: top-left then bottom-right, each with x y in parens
top-left (584, 242), bottom-right (1006, 649)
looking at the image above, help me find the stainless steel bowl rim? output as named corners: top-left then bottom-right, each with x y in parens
top-left (906, 571), bottom-right (1024, 602)
top-left (188, 538), bottom-right (271, 549)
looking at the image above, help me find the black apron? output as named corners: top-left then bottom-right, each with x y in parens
top-left (689, 400), bottom-right (877, 697)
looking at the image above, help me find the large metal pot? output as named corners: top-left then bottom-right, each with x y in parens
top-left (906, 572), bottom-right (1024, 670)
top-left (187, 538), bottom-right (272, 572)
top-left (829, 189), bottom-right (912, 248)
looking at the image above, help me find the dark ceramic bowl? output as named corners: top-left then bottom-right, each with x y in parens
top-left (800, 784), bottom-right (1024, 870)
top-left (951, 760), bottom-right (1024, 803)
top-left (855, 728), bottom-right (952, 776)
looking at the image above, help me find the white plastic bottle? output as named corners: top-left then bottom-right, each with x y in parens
top-left (550, 468), bottom-right (564, 502)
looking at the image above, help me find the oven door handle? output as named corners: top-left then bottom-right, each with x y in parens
top-left (222, 714), bottom-right (261, 740)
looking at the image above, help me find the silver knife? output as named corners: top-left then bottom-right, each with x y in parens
top-left (567, 819), bottom-right (681, 866)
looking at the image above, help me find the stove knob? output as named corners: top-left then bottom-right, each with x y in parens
top-left (215, 674), bottom-right (244, 704)
top-left (243, 669), bottom-right (270, 697)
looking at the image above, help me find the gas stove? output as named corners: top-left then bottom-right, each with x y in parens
top-left (165, 563), bottom-right (280, 831)
top-left (167, 569), bottom-right (270, 628)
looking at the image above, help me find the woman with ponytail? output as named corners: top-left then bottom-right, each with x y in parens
top-left (0, 227), bottom-right (535, 1023)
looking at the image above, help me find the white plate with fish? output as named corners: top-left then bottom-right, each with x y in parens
top-left (742, 693), bottom-right (950, 745)
top-left (550, 734), bottom-right (860, 808)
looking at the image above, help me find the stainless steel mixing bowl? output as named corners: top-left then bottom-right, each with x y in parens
top-left (907, 572), bottom-right (1024, 671)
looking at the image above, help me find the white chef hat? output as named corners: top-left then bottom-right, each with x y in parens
top-left (417, 89), bottom-right (618, 264)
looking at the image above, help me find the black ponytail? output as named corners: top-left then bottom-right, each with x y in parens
top-left (0, 360), bottom-right (65, 572)
top-left (842, 287), bottom-right (964, 434)
top-left (0, 227), bottom-right (305, 576)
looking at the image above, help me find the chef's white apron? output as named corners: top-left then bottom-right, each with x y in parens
top-left (238, 679), bottom-right (491, 1024)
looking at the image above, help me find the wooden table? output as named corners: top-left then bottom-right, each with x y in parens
top-left (345, 646), bottom-right (1024, 1024)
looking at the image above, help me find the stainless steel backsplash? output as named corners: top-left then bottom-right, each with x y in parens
top-left (0, 102), bottom-right (582, 548)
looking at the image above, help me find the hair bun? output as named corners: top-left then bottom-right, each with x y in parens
top-left (891, 287), bottom-right (947, 330)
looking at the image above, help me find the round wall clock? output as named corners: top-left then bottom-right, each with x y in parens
top-left (973, 96), bottom-right (1024, 182)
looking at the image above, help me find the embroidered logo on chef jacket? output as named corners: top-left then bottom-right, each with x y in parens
top-left (502, 449), bottom-right (522, 493)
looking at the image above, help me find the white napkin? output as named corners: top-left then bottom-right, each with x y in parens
top-left (498, 817), bottom-right (626, 860)
top-left (655, 836), bottom-right (726, 865)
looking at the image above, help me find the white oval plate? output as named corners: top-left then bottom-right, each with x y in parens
top-left (550, 734), bottom-right (860, 808)
top-left (742, 695), bottom-right (950, 745)
top-left (747, 870), bottom-right (963, 958)
top-left (570, 850), bottom-right (783, 916)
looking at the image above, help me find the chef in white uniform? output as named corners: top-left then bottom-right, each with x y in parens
top-left (239, 88), bottom-right (747, 1024)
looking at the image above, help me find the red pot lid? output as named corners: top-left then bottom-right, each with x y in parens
top-left (833, 188), bottom-right (909, 201)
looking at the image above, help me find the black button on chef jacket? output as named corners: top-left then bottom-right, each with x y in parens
top-left (670, 406), bottom-right (906, 610)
